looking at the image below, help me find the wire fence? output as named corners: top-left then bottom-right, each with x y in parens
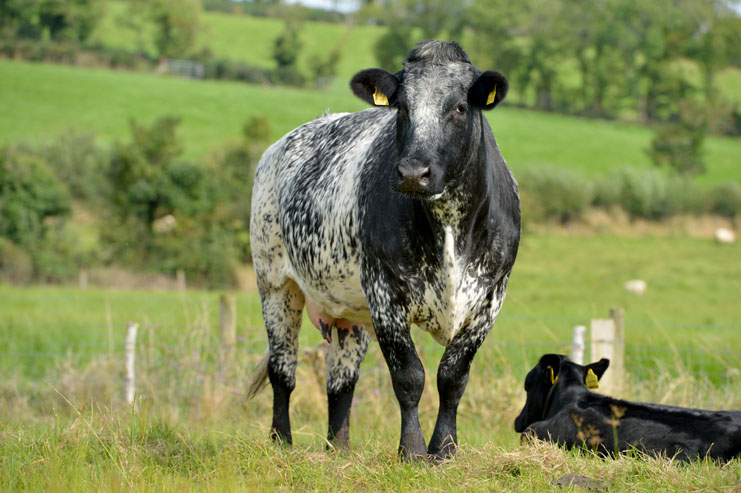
top-left (1, 291), bottom-right (740, 389)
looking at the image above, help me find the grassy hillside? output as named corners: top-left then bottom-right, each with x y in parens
top-left (91, 1), bottom-right (384, 92)
top-left (1, 60), bottom-right (740, 184)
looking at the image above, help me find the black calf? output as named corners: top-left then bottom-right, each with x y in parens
top-left (515, 354), bottom-right (741, 462)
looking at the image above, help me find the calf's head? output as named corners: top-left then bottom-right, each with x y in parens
top-left (351, 40), bottom-right (508, 199)
top-left (514, 354), bottom-right (609, 433)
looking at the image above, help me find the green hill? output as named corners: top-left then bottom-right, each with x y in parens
top-left (1, 60), bottom-right (739, 184)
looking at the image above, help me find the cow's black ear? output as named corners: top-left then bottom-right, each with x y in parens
top-left (469, 70), bottom-right (508, 110)
top-left (586, 358), bottom-right (610, 381)
top-left (350, 69), bottom-right (400, 107)
top-left (538, 354), bottom-right (562, 384)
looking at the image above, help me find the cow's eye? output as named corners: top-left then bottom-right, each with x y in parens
top-left (455, 103), bottom-right (468, 114)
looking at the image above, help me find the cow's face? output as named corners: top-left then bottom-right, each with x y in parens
top-left (351, 42), bottom-right (508, 199)
top-left (514, 354), bottom-right (609, 433)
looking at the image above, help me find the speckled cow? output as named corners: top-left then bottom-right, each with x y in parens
top-left (247, 41), bottom-right (521, 461)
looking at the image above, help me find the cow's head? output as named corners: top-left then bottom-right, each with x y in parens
top-left (351, 40), bottom-right (508, 199)
top-left (514, 354), bottom-right (609, 433)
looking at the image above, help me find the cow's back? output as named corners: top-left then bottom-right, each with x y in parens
top-left (251, 109), bottom-right (394, 322)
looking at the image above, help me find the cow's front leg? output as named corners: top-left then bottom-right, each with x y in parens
top-left (370, 312), bottom-right (426, 460)
top-left (325, 321), bottom-right (370, 449)
top-left (428, 316), bottom-right (494, 461)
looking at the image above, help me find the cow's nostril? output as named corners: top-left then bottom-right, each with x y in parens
top-left (420, 167), bottom-right (431, 179)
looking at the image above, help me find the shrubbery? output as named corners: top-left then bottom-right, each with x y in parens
top-left (2, 120), bottom-right (738, 288)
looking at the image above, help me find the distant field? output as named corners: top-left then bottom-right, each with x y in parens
top-left (2, 60), bottom-right (740, 184)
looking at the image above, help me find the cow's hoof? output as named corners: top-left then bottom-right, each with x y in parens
top-left (428, 449), bottom-right (456, 464)
top-left (270, 429), bottom-right (292, 447)
top-left (399, 436), bottom-right (428, 463)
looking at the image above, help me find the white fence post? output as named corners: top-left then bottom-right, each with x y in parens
top-left (124, 321), bottom-right (139, 405)
top-left (590, 310), bottom-right (625, 396)
top-left (571, 325), bottom-right (587, 364)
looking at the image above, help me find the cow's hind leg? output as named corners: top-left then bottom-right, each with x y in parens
top-left (428, 318), bottom-right (493, 461)
top-left (325, 321), bottom-right (370, 449)
top-left (262, 280), bottom-right (305, 445)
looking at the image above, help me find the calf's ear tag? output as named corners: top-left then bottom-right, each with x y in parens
top-left (373, 86), bottom-right (389, 106)
top-left (486, 85), bottom-right (497, 105)
top-left (586, 368), bottom-right (600, 389)
top-left (548, 365), bottom-right (558, 385)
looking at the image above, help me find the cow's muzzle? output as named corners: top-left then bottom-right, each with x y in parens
top-left (396, 158), bottom-right (432, 195)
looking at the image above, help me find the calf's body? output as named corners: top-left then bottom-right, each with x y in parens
top-left (249, 41), bottom-right (520, 460)
top-left (515, 354), bottom-right (741, 462)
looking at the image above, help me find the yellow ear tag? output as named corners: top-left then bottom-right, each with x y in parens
top-left (586, 369), bottom-right (600, 389)
top-left (373, 86), bottom-right (389, 106)
top-left (486, 85), bottom-right (497, 105)
top-left (548, 366), bottom-right (558, 385)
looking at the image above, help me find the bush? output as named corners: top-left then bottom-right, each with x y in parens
top-left (0, 146), bottom-right (71, 248)
top-left (517, 167), bottom-right (593, 224)
top-left (593, 168), bottom-right (706, 220)
top-left (707, 182), bottom-right (741, 218)
top-left (40, 131), bottom-right (108, 204)
top-left (0, 237), bottom-right (32, 284)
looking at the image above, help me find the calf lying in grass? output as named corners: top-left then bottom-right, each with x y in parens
top-left (514, 354), bottom-right (741, 462)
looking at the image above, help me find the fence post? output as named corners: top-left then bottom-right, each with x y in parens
top-left (219, 294), bottom-right (237, 375)
top-left (78, 268), bottom-right (88, 289)
top-left (571, 325), bottom-right (586, 364)
top-left (176, 269), bottom-right (187, 292)
top-left (590, 308), bottom-right (625, 396)
top-left (610, 307), bottom-right (625, 395)
top-left (590, 317), bottom-right (616, 395)
top-left (124, 321), bottom-right (139, 405)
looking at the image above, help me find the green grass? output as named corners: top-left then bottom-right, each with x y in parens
top-left (1, 234), bottom-right (739, 385)
top-left (1, 233), bottom-right (739, 490)
top-left (2, 59), bottom-right (741, 185)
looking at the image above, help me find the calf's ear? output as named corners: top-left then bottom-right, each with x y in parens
top-left (538, 354), bottom-right (562, 385)
top-left (469, 70), bottom-right (508, 110)
top-left (350, 69), bottom-right (400, 107)
top-left (584, 358), bottom-right (610, 388)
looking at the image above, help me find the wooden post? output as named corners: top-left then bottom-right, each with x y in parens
top-left (124, 322), bottom-right (139, 405)
top-left (571, 325), bottom-right (586, 364)
top-left (219, 294), bottom-right (237, 374)
top-left (610, 307), bottom-right (625, 395)
top-left (176, 269), bottom-right (186, 292)
top-left (590, 317), bottom-right (616, 395)
top-left (78, 268), bottom-right (88, 289)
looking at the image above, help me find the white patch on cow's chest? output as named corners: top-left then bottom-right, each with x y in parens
top-left (418, 225), bottom-right (485, 345)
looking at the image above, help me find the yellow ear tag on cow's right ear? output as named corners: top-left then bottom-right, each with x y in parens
top-left (548, 366), bottom-right (558, 385)
top-left (586, 368), bottom-right (600, 389)
top-left (373, 86), bottom-right (389, 106)
top-left (486, 85), bottom-right (497, 105)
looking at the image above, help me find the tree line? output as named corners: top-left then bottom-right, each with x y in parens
top-left (366, 0), bottom-right (741, 125)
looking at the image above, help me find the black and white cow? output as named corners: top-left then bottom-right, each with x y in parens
top-left (515, 354), bottom-right (741, 462)
top-left (248, 41), bottom-right (521, 461)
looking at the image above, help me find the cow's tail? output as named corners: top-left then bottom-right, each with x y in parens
top-left (247, 347), bottom-right (270, 400)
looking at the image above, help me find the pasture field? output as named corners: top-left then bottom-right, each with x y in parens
top-left (2, 60), bottom-right (741, 185)
top-left (1, 233), bottom-right (740, 490)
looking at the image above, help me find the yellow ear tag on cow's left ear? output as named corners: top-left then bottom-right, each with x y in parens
top-left (548, 366), bottom-right (558, 385)
top-left (373, 86), bottom-right (389, 106)
top-left (486, 85), bottom-right (497, 105)
top-left (586, 368), bottom-right (600, 389)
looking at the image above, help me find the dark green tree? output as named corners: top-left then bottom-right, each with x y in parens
top-left (648, 102), bottom-right (707, 176)
top-left (146, 0), bottom-right (202, 58)
top-left (272, 18), bottom-right (305, 85)
top-left (107, 117), bottom-right (209, 239)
